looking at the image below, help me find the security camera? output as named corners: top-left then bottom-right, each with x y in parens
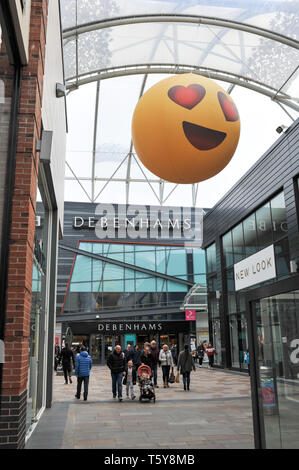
top-left (276, 124), bottom-right (287, 134)
top-left (56, 83), bottom-right (66, 98)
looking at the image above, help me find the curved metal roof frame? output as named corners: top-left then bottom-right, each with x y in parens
top-left (62, 12), bottom-right (299, 206)
top-left (63, 13), bottom-right (299, 49)
top-left (65, 63), bottom-right (299, 112)
top-left (63, 13), bottom-right (299, 109)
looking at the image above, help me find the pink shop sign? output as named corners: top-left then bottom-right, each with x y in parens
top-left (185, 310), bottom-right (196, 321)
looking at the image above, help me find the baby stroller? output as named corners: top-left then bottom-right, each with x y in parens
top-left (137, 364), bottom-right (156, 403)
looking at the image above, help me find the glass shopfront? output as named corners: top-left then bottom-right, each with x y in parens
top-left (62, 242), bottom-right (206, 314)
top-left (221, 190), bottom-right (290, 371)
top-left (26, 189), bottom-right (48, 431)
top-left (248, 287), bottom-right (299, 448)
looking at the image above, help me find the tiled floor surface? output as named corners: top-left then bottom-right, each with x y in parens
top-left (25, 364), bottom-right (254, 449)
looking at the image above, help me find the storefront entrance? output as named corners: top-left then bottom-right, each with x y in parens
top-left (247, 277), bottom-right (299, 449)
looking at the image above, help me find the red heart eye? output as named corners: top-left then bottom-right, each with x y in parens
top-left (218, 92), bottom-right (239, 122)
top-left (168, 84), bottom-right (206, 109)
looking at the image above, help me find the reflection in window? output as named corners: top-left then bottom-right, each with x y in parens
top-left (270, 192), bottom-right (287, 241)
top-left (62, 241), bottom-right (205, 312)
top-left (232, 223), bottom-right (245, 263)
top-left (222, 231), bottom-right (234, 267)
top-left (206, 243), bottom-right (216, 273)
top-left (256, 202), bottom-right (273, 249)
top-left (243, 213), bottom-right (258, 256)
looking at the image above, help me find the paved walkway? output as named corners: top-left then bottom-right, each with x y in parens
top-left (25, 365), bottom-right (254, 449)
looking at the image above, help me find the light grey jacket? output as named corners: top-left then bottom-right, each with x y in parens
top-left (159, 349), bottom-right (174, 367)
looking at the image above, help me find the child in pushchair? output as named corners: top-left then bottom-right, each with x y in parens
top-left (137, 364), bottom-right (156, 403)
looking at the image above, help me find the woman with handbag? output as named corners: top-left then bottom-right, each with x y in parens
top-left (177, 344), bottom-right (196, 391)
top-left (159, 344), bottom-right (174, 388)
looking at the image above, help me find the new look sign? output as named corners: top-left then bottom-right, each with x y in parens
top-left (234, 245), bottom-right (276, 291)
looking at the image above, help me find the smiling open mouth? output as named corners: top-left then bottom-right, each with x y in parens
top-left (182, 121), bottom-right (226, 150)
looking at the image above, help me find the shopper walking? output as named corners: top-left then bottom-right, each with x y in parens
top-left (132, 344), bottom-right (141, 368)
top-left (170, 344), bottom-right (177, 366)
top-left (107, 345), bottom-right (126, 401)
top-left (140, 345), bottom-right (154, 369)
top-left (206, 343), bottom-right (216, 368)
top-left (196, 342), bottom-right (205, 367)
top-left (54, 344), bottom-right (60, 371)
top-left (243, 350), bottom-right (250, 376)
top-left (75, 346), bottom-right (92, 401)
top-left (150, 340), bottom-right (160, 388)
top-left (59, 342), bottom-right (75, 384)
top-left (124, 343), bottom-right (134, 363)
top-left (159, 344), bottom-right (174, 388)
top-left (123, 359), bottom-right (137, 400)
top-left (177, 344), bottom-right (196, 391)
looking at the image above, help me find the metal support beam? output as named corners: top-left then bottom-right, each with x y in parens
top-left (65, 64), bottom-right (299, 113)
top-left (62, 14), bottom-right (299, 50)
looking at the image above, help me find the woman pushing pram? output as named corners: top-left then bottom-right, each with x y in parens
top-left (137, 364), bottom-right (156, 403)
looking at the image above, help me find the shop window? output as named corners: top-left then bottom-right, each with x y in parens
top-left (211, 319), bottom-right (222, 365)
top-left (71, 255), bottom-right (92, 282)
top-left (232, 223), bottom-right (245, 263)
top-left (226, 268), bottom-right (235, 292)
top-left (156, 248), bottom-right (166, 274)
top-left (243, 213), bottom-right (258, 257)
top-left (256, 202), bottom-right (273, 249)
top-left (229, 315), bottom-right (240, 368)
top-left (136, 277), bottom-right (156, 292)
top-left (270, 192), bottom-right (288, 241)
top-left (193, 247), bottom-right (207, 274)
top-left (227, 294), bottom-right (237, 314)
top-left (166, 248), bottom-right (187, 276)
top-left (206, 243), bottom-right (216, 274)
top-left (222, 231), bottom-right (234, 267)
top-left (102, 263), bottom-right (124, 281)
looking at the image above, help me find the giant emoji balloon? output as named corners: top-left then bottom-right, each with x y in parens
top-left (132, 73), bottom-right (240, 184)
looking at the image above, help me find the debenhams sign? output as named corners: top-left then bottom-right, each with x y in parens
top-left (98, 322), bottom-right (163, 333)
top-left (234, 244), bottom-right (276, 291)
top-left (72, 203), bottom-right (203, 247)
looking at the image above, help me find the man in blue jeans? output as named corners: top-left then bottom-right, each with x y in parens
top-left (75, 346), bottom-right (92, 401)
top-left (107, 345), bottom-right (126, 402)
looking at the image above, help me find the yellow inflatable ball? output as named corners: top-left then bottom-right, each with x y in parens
top-left (132, 73), bottom-right (240, 184)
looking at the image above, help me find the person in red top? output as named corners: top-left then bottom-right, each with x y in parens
top-left (206, 343), bottom-right (216, 369)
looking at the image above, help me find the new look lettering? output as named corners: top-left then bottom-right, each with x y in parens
top-left (234, 245), bottom-right (276, 291)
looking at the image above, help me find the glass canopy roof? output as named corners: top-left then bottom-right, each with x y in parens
top-left (60, 0), bottom-right (299, 207)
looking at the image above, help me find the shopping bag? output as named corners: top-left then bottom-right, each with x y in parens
top-left (175, 371), bottom-right (180, 383)
top-left (169, 369), bottom-right (175, 383)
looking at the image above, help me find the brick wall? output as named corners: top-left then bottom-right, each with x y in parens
top-left (0, 0), bottom-right (49, 449)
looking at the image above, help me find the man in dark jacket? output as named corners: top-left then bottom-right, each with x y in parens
top-left (75, 346), bottom-right (92, 401)
top-left (124, 343), bottom-right (134, 363)
top-left (140, 346), bottom-right (154, 369)
top-left (59, 342), bottom-right (75, 384)
top-left (132, 344), bottom-right (141, 369)
top-left (150, 340), bottom-right (160, 388)
top-left (107, 345), bottom-right (126, 401)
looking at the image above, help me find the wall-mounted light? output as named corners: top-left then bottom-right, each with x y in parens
top-left (56, 83), bottom-right (66, 98)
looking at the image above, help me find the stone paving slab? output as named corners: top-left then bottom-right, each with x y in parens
top-left (26, 364), bottom-right (254, 449)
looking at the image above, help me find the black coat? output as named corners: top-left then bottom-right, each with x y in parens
top-left (60, 347), bottom-right (75, 367)
top-left (107, 350), bottom-right (126, 374)
top-left (140, 351), bottom-right (154, 368)
top-left (124, 349), bottom-right (134, 362)
top-left (132, 349), bottom-right (142, 367)
top-left (197, 346), bottom-right (205, 358)
top-left (150, 347), bottom-right (160, 365)
top-left (123, 365), bottom-right (137, 385)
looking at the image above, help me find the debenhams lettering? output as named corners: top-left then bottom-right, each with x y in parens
top-left (98, 322), bottom-right (163, 332)
top-left (72, 203), bottom-right (203, 241)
